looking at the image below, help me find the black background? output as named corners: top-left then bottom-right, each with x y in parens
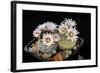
top-left (23, 10), bottom-right (91, 63)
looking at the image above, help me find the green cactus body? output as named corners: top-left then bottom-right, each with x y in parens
top-left (58, 39), bottom-right (76, 50)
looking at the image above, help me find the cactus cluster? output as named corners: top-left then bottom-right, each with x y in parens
top-left (29, 18), bottom-right (79, 60)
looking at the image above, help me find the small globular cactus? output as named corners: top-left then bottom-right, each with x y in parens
top-left (58, 39), bottom-right (76, 50)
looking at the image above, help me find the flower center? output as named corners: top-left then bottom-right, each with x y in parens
top-left (62, 28), bottom-right (67, 32)
top-left (36, 32), bottom-right (39, 34)
top-left (45, 37), bottom-right (51, 43)
top-left (69, 32), bottom-right (74, 37)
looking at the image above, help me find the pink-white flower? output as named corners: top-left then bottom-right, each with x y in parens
top-left (33, 29), bottom-right (41, 38)
top-left (64, 18), bottom-right (77, 27)
top-left (66, 27), bottom-right (79, 41)
top-left (58, 23), bottom-right (69, 34)
top-left (42, 33), bottom-right (54, 47)
top-left (42, 22), bottom-right (57, 31)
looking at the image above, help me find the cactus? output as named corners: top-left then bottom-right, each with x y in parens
top-left (58, 39), bottom-right (76, 50)
top-left (38, 39), bottom-right (57, 54)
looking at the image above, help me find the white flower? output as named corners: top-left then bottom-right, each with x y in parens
top-left (64, 18), bottom-right (77, 27)
top-left (33, 29), bottom-right (41, 38)
top-left (37, 24), bottom-right (45, 31)
top-left (42, 33), bottom-right (54, 47)
top-left (42, 22), bottom-right (57, 31)
top-left (66, 27), bottom-right (79, 41)
top-left (58, 23), bottom-right (69, 34)
top-left (53, 33), bottom-right (60, 42)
